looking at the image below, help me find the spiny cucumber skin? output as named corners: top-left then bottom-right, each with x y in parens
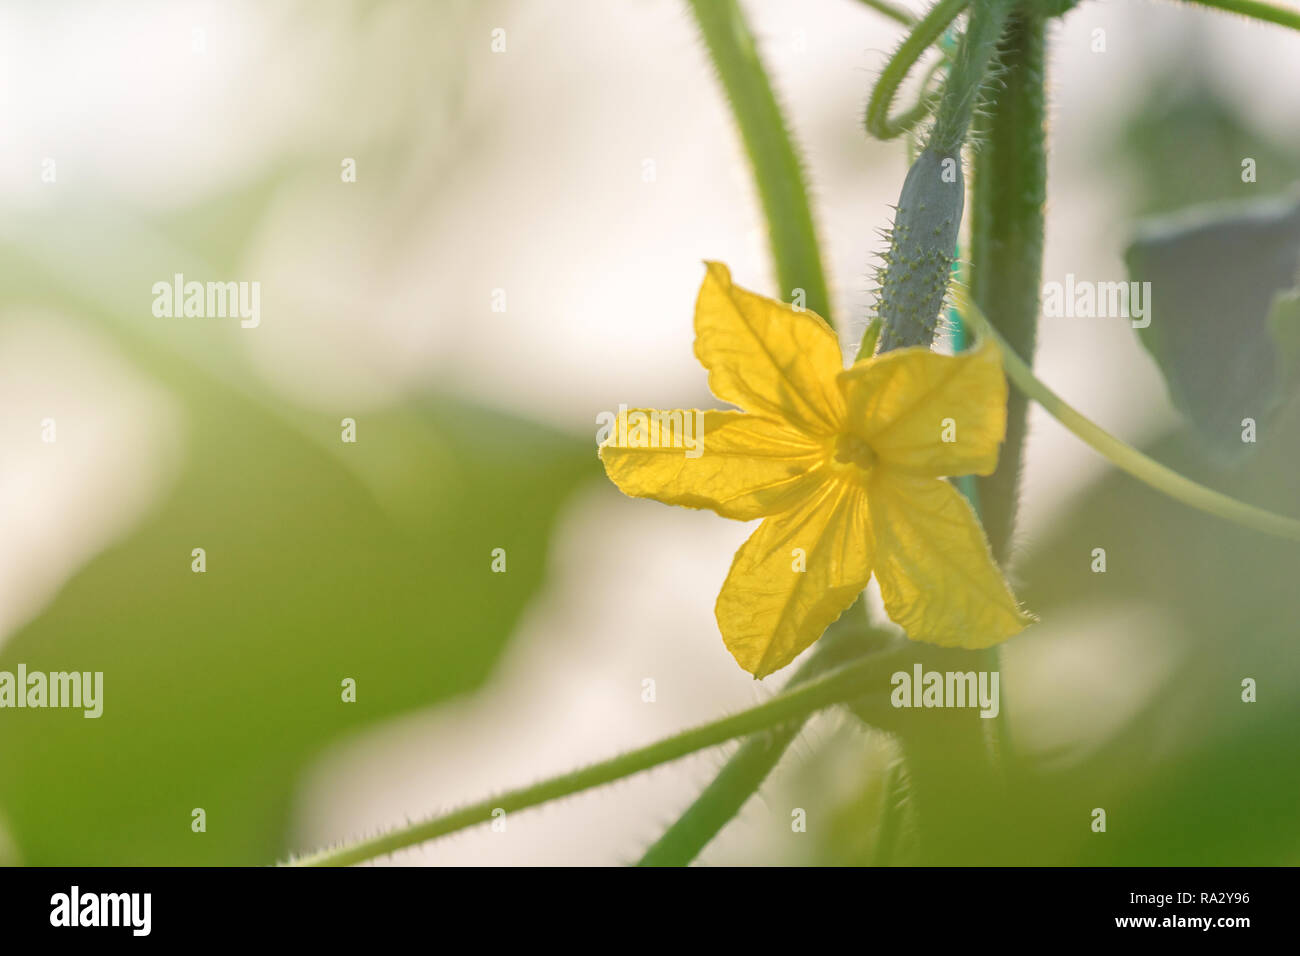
top-left (876, 148), bottom-right (964, 352)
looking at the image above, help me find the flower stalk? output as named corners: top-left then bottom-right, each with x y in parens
top-left (286, 644), bottom-right (905, 867)
top-left (958, 289), bottom-right (1300, 543)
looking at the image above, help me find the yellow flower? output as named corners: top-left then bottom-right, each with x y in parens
top-left (600, 262), bottom-right (1032, 678)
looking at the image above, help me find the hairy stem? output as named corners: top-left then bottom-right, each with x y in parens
top-left (688, 0), bottom-right (833, 323)
top-left (1183, 0), bottom-right (1300, 32)
top-left (631, 0), bottom-right (877, 870)
top-left (926, 0), bottom-right (1011, 156)
top-left (865, 0), bottom-right (969, 141)
top-left (870, 0), bottom-right (1015, 864)
top-left (970, 8), bottom-right (1046, 564)
top-left (959, 289), bottom-right (1300, 543)
top-left (869, 758), bottom-right (907, 865)
top-left (285, 648), bottom-right (906, 867)
top-left (637, 602), bottom-right (890, 866)
top-left (855, 0), bottom-right (920, 28)
top-left (962, 4), bottom-right (1046, 791)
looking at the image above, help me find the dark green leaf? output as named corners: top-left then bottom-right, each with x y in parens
top-left (1124, 192), bottom-right (1300, 457)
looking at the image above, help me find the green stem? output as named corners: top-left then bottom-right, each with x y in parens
top-left (869, 758), bottom-right (907, 866)
top-left (969, 8), bottom-right (1046, 566)
top-left (285, 650), bottom-right (904, 867)
top-left (688, 0), bottom-right (833, 324)
top-left (887, 55), bottom-right (951, 143)
top-left (637, 603), bottom-right (890, 866)
top-left (927, 0), bottom-right (1012, 156)
top-left (632, 0), bottom-right (874, 871)
top-left (1182, 0), bottom-right (1300, 32)
top-left (967, 3), bottom-right (1048, 780)
top-left (958, 289), bottom-right (1300, 543)
top-left (869, 0), bottom-right (1014, 864)
top-left (855, 0), bottom-right (920, 28)
top-left (865, 0), bottom-right (969, 141)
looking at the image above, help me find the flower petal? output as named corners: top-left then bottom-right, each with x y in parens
top-left (869, 471), bottom-right (1032, 647)
top-left (838, 338), bottom-right (1007, 477)
top-left (716, 478), bottom-right (873, 678)
top-left (600, 409), bottom-right (829, 520)
top-left (695, 261), bottom-right (845, 436)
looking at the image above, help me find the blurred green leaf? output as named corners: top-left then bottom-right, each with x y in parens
top-left (0, 197), bottom-right (592, 864)
top-left (1268, 286), bottom-right (1300, 391)
top-left (1020, 405), bottom-right (1299, 864)
top-left (0, 385), bottom-right (590, 865)
top-left (1124, 192), bottom-right (1300, 457)
top-left (1112, 74), bottom-right (1300, 216)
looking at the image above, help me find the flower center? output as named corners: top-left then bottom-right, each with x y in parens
top-left (833, 433), bottom-right (877, 471)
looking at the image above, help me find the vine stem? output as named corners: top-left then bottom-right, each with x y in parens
top-left (688, 0), bottom-right (833, 323)
top-left (966, 3), bottom-right (1046, 788)
top-left (969, 7), bottom-right (1046, 566)
top-left (870, 0), bottom-right (1014, 864)
top-left (629, 0), bottom-right (872, 868)
top-left (957, 289), bottom-right (1300, 543)
top-left (894, 9), bottom-right (1048, 863)
top-left (637, 603), bottom-right (890, 866)
top-left (864, 0), bottom-right (969, 141)
top-left (1182, 0), bottom-right (1300, 32)
top-left (284, 645), bottom-right (906, 867)
top-left (869, 758), bottom-right (907, 866)
top-left (926, 0), bottom-right (1010, 156)
top-left (854, 0), bottom-right (920, 28)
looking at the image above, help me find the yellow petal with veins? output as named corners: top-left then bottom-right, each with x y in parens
top-left (716, 479), bottom-right (873, 677)
top-left (600, 409), bottom-right (829, 520)
top-left (869, 470), bottom-right (1032, 648)
top-left (694, 261), bottom-right (845, 437)
top-left (838, 338), bottom-right (1007, 477)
